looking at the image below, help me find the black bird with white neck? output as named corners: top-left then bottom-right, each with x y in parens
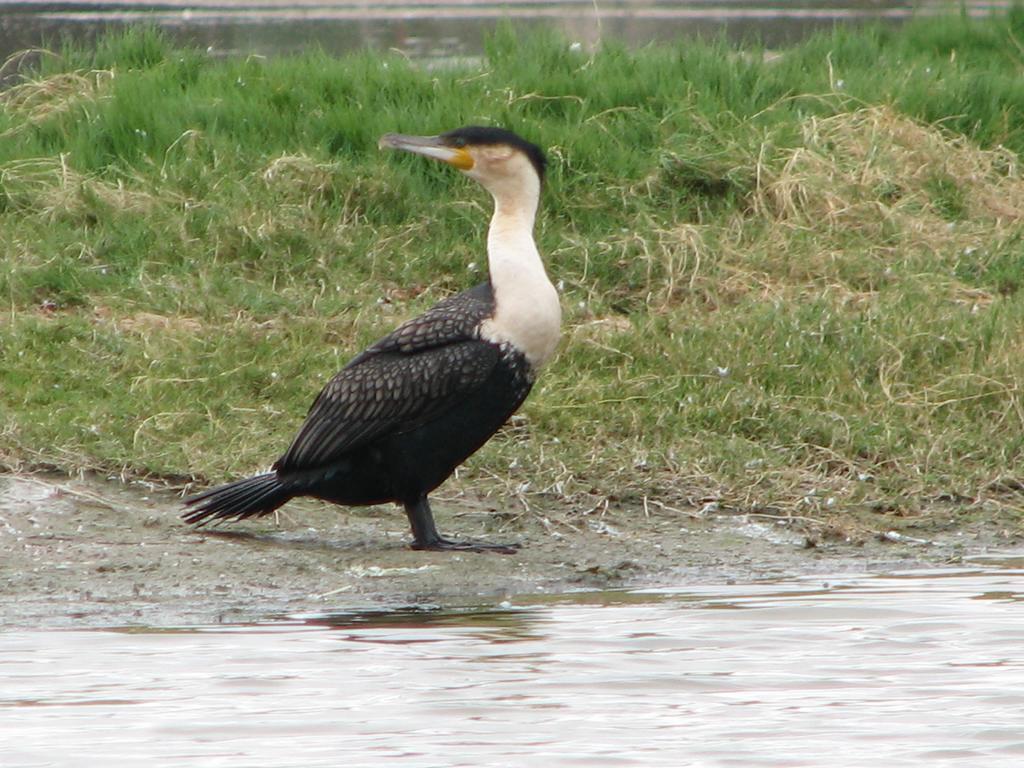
top-left (183, 126), bottom-right (560, 552)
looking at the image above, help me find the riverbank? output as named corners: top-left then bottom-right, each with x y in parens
top-left (4, 472), bottom-right (1017, 628)
top-left (3, 16), bottom-right (1024, 548)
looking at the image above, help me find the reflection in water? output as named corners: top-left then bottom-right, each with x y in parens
top-left (3, 563), bottom-right (1024, 767)
top-left (300, 604), bottom-right (547, 643)
top-left (0, 1), bottom-right (1003, 68)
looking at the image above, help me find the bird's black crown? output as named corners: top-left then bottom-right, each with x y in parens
top-left (441, 126), bottom-right (547, 183)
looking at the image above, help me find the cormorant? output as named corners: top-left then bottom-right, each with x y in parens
top-left (182, 126), bottom-right (561, 552)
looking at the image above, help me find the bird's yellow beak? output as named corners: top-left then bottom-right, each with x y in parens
top-left (378, 133), bottom-right (475, 170)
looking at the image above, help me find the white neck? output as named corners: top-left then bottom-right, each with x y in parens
top-left (478, 174), bottom-right (561, 368)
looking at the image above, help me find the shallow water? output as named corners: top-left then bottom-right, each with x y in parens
top-left (3, 561), bottom-right (1024, 767)
top-left (0, 1), bottom-right (1008, 68)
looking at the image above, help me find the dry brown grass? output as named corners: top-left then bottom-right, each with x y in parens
top-left (638, 106), bottom-right (1024, 311)
top-left (755, 105), bottom-right (1023, 252)
top-left (0, 68), bottom-right (113, 136)
top-left (0, 156), bottom-right (173, 220)
top-left (92, 306), bottom-right (204, 336)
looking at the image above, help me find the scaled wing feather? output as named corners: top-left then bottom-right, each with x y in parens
top-left (273, 285), bottom-right (497, 473)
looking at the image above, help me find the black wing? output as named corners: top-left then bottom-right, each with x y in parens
top-left (273, 283), bottom-right (496, 473)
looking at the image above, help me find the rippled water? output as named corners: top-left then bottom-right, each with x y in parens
top-left (4, 562), bottom-right (1024, 767)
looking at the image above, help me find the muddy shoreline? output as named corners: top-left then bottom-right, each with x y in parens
top-left (1, 472), bottom-right (1016, 629)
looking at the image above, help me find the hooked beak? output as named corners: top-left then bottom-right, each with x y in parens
top-left (378, 133), bottom-right (475, 170)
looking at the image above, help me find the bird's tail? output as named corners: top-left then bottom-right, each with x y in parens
top-left (182, 472), bottom-right (292, 526)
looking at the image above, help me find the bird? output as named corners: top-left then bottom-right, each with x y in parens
top-left (182, 126), bottom-right (561, 553)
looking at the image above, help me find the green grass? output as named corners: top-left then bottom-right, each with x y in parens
top-left (3, 14), bottom-right (1024, 532)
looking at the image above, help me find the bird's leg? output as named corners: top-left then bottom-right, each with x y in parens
top-left (403, 495), bottom-right (519, 554)
top-left (404, 493), bottom-right (442, 546)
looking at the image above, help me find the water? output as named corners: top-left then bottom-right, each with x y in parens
top-left (3, 562), bottom-right (1024, 767)
top-left (0, 1), bottom-right (1008, 68)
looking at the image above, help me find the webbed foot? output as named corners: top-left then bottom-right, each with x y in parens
top-left (403, 495), bottom-right (520, 554)
top-left (411, 537), bottom-right (519, 555)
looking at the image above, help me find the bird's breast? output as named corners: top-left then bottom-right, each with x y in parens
top-left (479, 279), bottom-right (561, 369)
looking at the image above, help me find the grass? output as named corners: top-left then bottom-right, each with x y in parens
top-left (3, 13), bottom-right (1024, 536)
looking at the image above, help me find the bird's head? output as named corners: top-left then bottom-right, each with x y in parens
top-left (379, 126), bottom-right (546, 206)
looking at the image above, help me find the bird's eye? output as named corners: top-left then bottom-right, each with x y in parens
top-left (449, 137), bottom-right (466, 148)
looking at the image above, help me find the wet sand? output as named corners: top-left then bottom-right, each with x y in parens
top-left (0, 472), bottom-right (1012, 629)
